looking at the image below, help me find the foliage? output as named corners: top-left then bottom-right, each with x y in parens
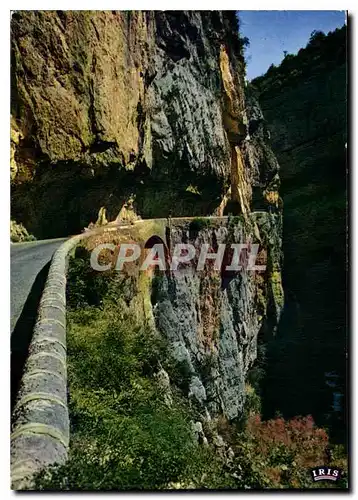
top-left (232, 414), bottom-right (348, 489)
top-left (36, 265), bottom-right (233, 490)
top-left (309, 30), bottom-right (326, 46)
top-left (185, 184), bottom-right (201, 195)
top-left (189, 217), bottom-right (211, 233)
top-left (10, 219), bottom-right (36, 242)
top-left (36, 244), bottom-right (348, 491)
top-left (13, 233), bottom-right (36, 242)
top-left (251, 26), bottom-right (346, 93)
top-left (240, 36), bottom-right (250, 47)
top-left (239, 384), bottom-right (262, 427)
top-left (238, 35), bottom-right (250, 52)
top-left (66, 247), bottom-right (112, 309)
top-left (228, 215), bottom-right (243, 226)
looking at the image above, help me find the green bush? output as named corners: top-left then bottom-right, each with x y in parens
top-left (66, 248), bottom-right (111, 309)
top-left (189, 218), bottom-right (211, 233)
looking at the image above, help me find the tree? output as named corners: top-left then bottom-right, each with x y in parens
top-left (267, 63), bottom-right (276, 76)
top-left (239, 35), bottom-right (250, 49)
top-left (308, 30), bottom-right (326, 46)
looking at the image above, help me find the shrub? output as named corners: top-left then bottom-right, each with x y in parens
top-left (189, 218), bottom-right (211, 233)
top-left (242, 384), bottom-right (261, 423)
top-left (66, 246), bottom-right (125, 309)
top-left (66, 248), bottom-right (111, 309)
top-left (232, 414), bottom-right (348, 489)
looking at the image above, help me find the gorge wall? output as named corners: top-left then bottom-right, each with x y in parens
top-left (11, 11), bottom-right (278, 239)
top-left (151, 214), bottom-right (283, 421)
top-left (251, 26), bottom-right (347, 441)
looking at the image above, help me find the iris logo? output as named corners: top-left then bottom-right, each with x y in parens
top-left (311, 466), bottom-right (342, 482)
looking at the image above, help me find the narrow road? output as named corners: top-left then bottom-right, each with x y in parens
top-left (11, 237), bottom-right (68, 409)
top-left (11, 238), bottom-right (67, 334)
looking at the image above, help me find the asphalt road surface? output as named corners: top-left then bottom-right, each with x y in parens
top-left (11, 238), bottom-right (67, 334)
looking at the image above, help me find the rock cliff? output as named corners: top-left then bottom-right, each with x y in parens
top-left (251, 26), bottom-right (347, 439)
top-left (11, 11), bottom-right (278, 238)
top-left (152, 214), bottom-right (282, 420)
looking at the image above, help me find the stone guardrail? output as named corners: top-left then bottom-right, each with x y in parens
top-left (10, 227), bottom-right (119, 490)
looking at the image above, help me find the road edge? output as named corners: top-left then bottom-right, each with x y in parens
top-left (10, 227), bottom-right (119, 490)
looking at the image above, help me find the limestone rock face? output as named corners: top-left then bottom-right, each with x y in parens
top-left (11, 11), bottom-right (272, 238)
top-left (152, 215), bottom-right (283, 420)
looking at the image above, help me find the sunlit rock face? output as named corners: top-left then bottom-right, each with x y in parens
top-left (11, 11), bottom-right (278, 238)
top-left (151, 214), bottom-right (283, 420)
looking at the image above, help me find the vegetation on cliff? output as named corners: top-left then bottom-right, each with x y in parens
top-left (251, 26), bottom-right (346, 93)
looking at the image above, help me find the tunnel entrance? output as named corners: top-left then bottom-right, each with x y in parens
top-left (143, 236), bottom-right (170, 274)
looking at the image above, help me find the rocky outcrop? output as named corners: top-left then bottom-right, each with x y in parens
top-left (10, 219), bottom-right (35, 242)
top-left (251, 26), bottom-right (347, 439)
top-left (11, 11), bottom-right (275, 238)
top-left (152, 214), bottom-right (282, 420)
